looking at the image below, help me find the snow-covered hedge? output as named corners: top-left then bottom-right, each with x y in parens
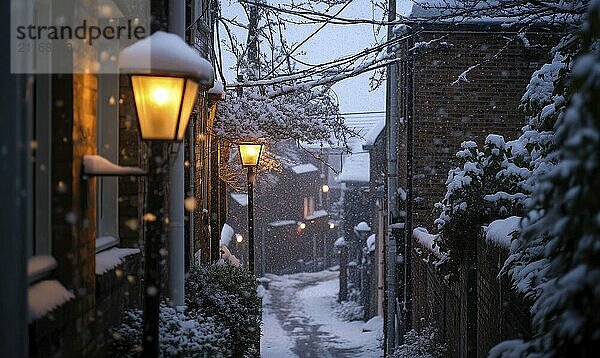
top-left (185, 264), bottom-right (262, 356)
top-left (392, 325), bottom-right (446, 358)
top-left (110, 263), bottom-right (261, 357)
top-left (333, 300), bottom-right (364, 321)
top-left (111, 303), bottom-right (229, 357)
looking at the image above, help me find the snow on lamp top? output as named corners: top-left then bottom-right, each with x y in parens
top-left (208, 81), bottom-right (226, 99)
top-left (119, 31), bottom-right (214, 86)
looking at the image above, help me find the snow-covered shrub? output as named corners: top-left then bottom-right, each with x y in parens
top-left (493, 6), bottom-right (600, 354)
top-left (110, 303), bottom-right (229, 357)
top-left (392, 325), bottom-right (446, 358)
top-left (185, 264), bottom-right (262, 356)
top-left (333, 300), bottom-right (364, 321)
top-left (431, 135), bottom-right (530, 277)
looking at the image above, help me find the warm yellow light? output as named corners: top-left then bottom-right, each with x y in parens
top-left (130, 75), bottom-right (199, 141)
top-left (298, 222), bottom-right (306, 230)
top-left (329, 223), bottom-right (335, 229)
top-left (152, 87), bottom-right (170, 105)
top-left (235, 234), bottom-right (243, 243)
top-left (238, 143), bottom-right (263, 167)
top-left (322, 184), bottom-right (330, 193)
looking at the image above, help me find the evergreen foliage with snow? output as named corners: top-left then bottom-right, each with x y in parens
top-left (110, 303), bottom-right (229, 357)
top-left (431, 135), bottom-right (531, 277)
top-left (493, 3), bottom-right (600, 354)
top-left (110, 264), bottom-right (261, 357)
top-left (185, 264), bottom-right (262, 356)
top-left (422, 1), bottom-right (600, 355)
top-left (333, 300), bottom-right (364, 321)
top-left (392, 325), bottom-right (446, 358)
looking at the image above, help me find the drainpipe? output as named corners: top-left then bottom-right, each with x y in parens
top-left (385, 0), bottom-right (399, 352)
top-left (168, 0), bottom-right (185, 307)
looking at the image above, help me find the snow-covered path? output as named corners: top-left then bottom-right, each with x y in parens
top-left (260, 269), bottom-right (383, 357)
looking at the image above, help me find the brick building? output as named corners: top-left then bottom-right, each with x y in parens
top-left (388, 5), bottom-right (557, 355)
top-left (1, 0), bottom-right (225, 356)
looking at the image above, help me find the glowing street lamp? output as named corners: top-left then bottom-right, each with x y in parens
top-left (121, 32), bottom-right (214, 141)
top-left (236, 234), bottom-right (244, 243)
top-left (119, 31), bottom-right (214, 357)
top-left (238, 143), bottom-right (263, 167)
top-left (130, 75), bottom-right (199, 140)
top-left (322, 184), bottom-right (330, 193)
top-left (238, 142), bottom-right (263, 274)
top-left (298, 222), bottom-right (306, 230)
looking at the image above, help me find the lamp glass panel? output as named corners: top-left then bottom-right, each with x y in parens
top-left (176, 79), bottom-right (199, 140)
top-left (131, 75), bottom-right (185, 140)
top-left (239, 144), bottom-right (262, 166)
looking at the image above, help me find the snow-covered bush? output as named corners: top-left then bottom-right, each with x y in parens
top-left (333, 300), bottom-right (364, 321)
top-left (110, 303), bottom-right (229, 357)
top-left (493, 5), bottom-right (600, 354)
top-left (392, 325), bottom-right (446, 358)
top-left (431, 135), bottom-right (530, 277)
top-left (185, 264), bottom-right (262, 356)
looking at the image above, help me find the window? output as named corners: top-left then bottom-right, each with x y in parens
top-left (96, 21), bottom-right (121, 250)
top-left (96, 72), bottom-right (120, 250)
top-left (303, 196), bottom-right (315, 219)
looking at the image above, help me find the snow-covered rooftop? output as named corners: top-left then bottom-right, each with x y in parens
top-left (290, 163), bottom-right (319, 174)
top-left (269, 220), bottom-right (298, 227)
top-left (231, 192), bottom-right (248, 207)
top-left (305, 209), bottom-right (328, 220)
top-left (302, 116), bottom-right (385, 152)
top-left (336, 152), bottom-right (370, 183)
top-left (119, 31), bottom-right (214, 86)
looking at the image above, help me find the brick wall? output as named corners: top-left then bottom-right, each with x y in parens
top-left (477, 236), bottom-right (531, 356)
top-left (94, 254), bottom-right (142, 355)
top-left (396, 26), bottom-right (554, 231)
top-left (410, 231), bottom-right (532, 357)
top-left (118, 75), bottom-right (146, 248)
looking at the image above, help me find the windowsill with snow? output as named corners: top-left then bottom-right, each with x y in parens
top-left (27, 256), bottom-right (74, 322)
top-left (96, 246), bottom-right (141, 275)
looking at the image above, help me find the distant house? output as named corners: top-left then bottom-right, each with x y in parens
top-left (226, 142), bottom-right (332, 275)
top-left (308, 115), bottom-right (386, 319)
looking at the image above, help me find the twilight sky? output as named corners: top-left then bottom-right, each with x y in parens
top-left (218, 0), bottom-right (413, 116)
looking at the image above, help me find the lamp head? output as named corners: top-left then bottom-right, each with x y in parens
top-left (238, 143), bottom-right (263, 167)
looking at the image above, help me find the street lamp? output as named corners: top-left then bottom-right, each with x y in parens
top-left (119, 31), bottom-right (214, 357)
top-left (321, 184), bottom-right (330, 193)
top-left (238, 142), bottom-right (263, 274)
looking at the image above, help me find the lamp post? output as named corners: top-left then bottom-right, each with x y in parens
top-left (119, 31), bottom-right (214, 357)
top-left (238, 143), bottom-right (263, 274)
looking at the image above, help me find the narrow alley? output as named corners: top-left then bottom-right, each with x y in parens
top-left (261, 269), bottom-right (383, 357)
